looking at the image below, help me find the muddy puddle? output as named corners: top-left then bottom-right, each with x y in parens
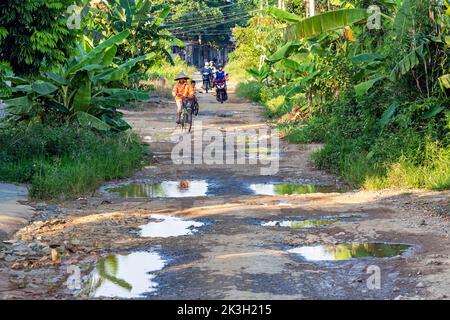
top-left (288, 243), bottom-right (413, 261)
top-left (139, 214), bottom-right (204, 238)
top-left (250, 183), bottom-right (347, 195)
top-left (262, 214), bottom-right (365, 229)
top-left (106, 180), bottom-right (208, 198)
top-left (88, 251), bottom-right (166, 298)
top-left (103, 179), bottom-right (346, 199)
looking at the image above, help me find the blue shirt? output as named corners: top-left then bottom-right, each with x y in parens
top-left (202, 67), bottom-right (212, 74)
top-left (215, 70), bottom-right (227, 81)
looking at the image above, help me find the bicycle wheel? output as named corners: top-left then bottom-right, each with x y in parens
top-left (194, 102), bottom-right (199, 116)
top-left (181, 109), bottom-right (187, 131)
top-left (187, 110), bottom-right (193, 133)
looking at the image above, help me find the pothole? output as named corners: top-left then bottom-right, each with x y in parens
top-left (262, 214), bottom-right (365, 229)
top-left (250, 183), bottom-right (347, 195)
top-left (288, 243), bottom-right (413, 261)
top-left (106, 180), bottom-right (208, 198)
top-left (103, 180), bottom-right (348, 198)
top-left (88, 251), bottom-right (166, 298)
top-left (138, 214), bottom-right (204, 238)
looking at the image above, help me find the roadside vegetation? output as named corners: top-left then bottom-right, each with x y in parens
top-left (0, 1), bottom-right (182, 199)
top-left (0, 123), bottom-right (149, 199)
top-left (231, 0), bottom-right (450, 190)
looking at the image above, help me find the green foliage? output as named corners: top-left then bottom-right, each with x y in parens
top-left (84, 0), bottom-right (181, 75)
top-left (280, 8), bottom-right (367, 40)
top-left (235, 81), bottom-right (265, 102)
top-left (265, 95), bottom-right (289, 118)
top-left (0, 122), bottom-right (148, 199)
top-left (147, 56), bottom-right (196, 82)
top-left (227, 16), bottom-right (284, 82)
top-left (3, 31), bottom-right (152, 133)
top-left (0, 0), bottom-right (79, 76)
top-left (0, 61), bottom-right (12, 98)
top-left (156, 0), bottom-right (257, 45)
top-left (231, 0), bottom-right (450, 190)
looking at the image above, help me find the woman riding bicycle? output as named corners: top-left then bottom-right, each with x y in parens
top-left (172, 73), bottom-right (193, 124)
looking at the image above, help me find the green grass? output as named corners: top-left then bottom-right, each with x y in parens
top-left (363, 143), bottom-right (450, 190)
top-left (283, 117), bottom-right (449, 191)
top-left (0, 123), bottom-right (150, 199)
top-left (235, 81), bottom-right (264, 102)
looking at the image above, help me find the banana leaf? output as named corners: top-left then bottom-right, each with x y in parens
top-left (354, 76), bottom-right (385, 96)
top-left (267, 7), bottom-right (302, 23)
top-left (76, 111), bottom-right (111, 131)
top-left (389, 45), bottom-right (425, 82)
top-left (66, 30), bottom-right (130, 76)
top-left (285, 9), bottom-right (368, 40)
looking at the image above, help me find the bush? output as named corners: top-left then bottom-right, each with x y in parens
top-left (235, 81), bottom-right (265, 102)
top-left (265, 95), bottom-right (289, 118)
top-left (147, 56), bottom-right (196, 84)
top-left (0, 123), bottom-right (149, 199)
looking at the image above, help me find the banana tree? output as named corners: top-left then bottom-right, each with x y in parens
top-left (267, 7), bottom-right (368, 40)
top-left (3, 31), bottom-right (154, 133)
top-left (85, 0), bottom-right (184, 77)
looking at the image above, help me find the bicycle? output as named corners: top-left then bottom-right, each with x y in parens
top-left (179, 99), bottom-right (193, 133)
top-left (192, 99), bottom-right (199, 116)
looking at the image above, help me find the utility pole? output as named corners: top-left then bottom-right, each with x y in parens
top-left (306, 0), bottom-right (315, 17)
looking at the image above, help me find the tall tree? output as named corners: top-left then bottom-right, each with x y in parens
top-left (0, 0), bottom-right (79, 76)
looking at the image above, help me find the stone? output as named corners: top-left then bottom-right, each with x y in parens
top-left (4, 255), bottom-right (17, 262)
top-left (3, 240), bottom-right (18, 245)
top-left (13, 244), bottom-right (30, 253)
top-left (416, 282), bottom-right (425, 288)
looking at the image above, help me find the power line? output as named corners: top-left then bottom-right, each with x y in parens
top-left (165, 8), bottom-right (259, 28)
top-left (171, 15), bottom-right (250, 34)
top-left (168, 12), bottom-right (251, 31)
top-left (165, 1), bottom-right (242, 22)
top-left (168, 13), bottom-right (255, 32)
top-left (166, 11), bottom-right (254, 30)
top-left (171, 17), bottom-right (250, 34)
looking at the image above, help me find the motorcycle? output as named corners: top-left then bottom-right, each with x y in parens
top-left (202, 72), bottom-right (211, 93)
top-left (214, 80), bottom-right (228, 103)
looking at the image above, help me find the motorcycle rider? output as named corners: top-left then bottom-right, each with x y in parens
top-left (209, 61), bottom-right (216, 87)
top-left (214, 64), bottom-right (228, 82)
top-left (201, 61), bottom-right (212, 92)
top-left (213, 64), bottom-right (228, 102)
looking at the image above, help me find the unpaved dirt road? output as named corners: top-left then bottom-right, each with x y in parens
top-left (0, 80), bottom-right (449, 300)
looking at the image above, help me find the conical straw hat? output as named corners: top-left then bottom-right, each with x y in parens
top-left (174, 72), bottom-right (190, 80)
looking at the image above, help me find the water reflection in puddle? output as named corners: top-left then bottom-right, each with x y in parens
top-left (262, 214), bottom-right (364, 229)
top-left (250, 183), bottom-right (346, 195)
top-left (139, 214), bottom-right (204, 238)
top-left (89, 251), bottom-right (165, 298)
top-left (288, 243), bottom-right (412, 261)
top-left (263, 219), bottom-right (335, 228)
top-left (105, 180), bottom-right (347, 198)
top-left (107, 180), bottom-right (208, 198)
